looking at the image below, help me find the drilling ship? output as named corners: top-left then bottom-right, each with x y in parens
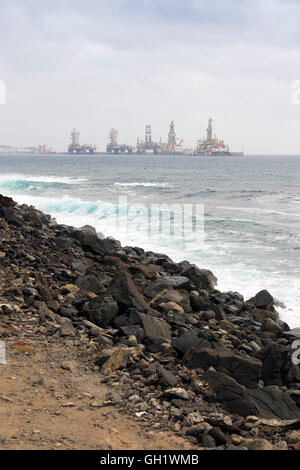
top-left (68, 129), bottom-right (97, 154)
top-left (196, 119), bottom-right (243, 156)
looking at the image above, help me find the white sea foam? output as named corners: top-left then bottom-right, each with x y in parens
top-left (6, 192), bottom-right (299, 328)
top-left (0, 174), bottom-right (86, 185)
top-left (114, 182), bottom-right (170, 188)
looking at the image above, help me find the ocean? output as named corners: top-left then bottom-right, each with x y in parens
top-left (0, 153), bottom-right (299, 328)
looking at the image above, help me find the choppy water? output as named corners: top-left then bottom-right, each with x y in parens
top-left (0, 153), bottom-right (299, 327)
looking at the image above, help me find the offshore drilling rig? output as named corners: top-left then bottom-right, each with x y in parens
top-left (196, 119), bottom-right (243, 156)
top-left (106, 128), bottom-right (134, 154)
top-left (136, 122), bottom-right (184, 154)
top-left (68, 128), bottom-right (97, 154)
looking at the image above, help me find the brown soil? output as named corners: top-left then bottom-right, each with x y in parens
top-left (0, 312), bottom-right (193, 451)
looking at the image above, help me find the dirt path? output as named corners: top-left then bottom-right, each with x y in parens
top-left (0, 312), bottom-right (193, 450)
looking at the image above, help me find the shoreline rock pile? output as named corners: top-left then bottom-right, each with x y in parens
top-left (0, 194), bottom-right (300, 450)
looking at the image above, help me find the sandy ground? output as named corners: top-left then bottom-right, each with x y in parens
top-left (0, 314), bottom-right (193, 451)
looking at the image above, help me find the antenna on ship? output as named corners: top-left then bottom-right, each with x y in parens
top-left (207, 118), bottom-right (213, 144)
top-left (168, 121), bottom-right (176, 144)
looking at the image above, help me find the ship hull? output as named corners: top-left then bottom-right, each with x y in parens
top-left (197, 152), bottom-right (244, 156)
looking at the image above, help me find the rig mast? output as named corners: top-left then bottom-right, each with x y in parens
top-left (70, 128), bottom-right (80, 148)
top-left (109, 128), bottom-right (118, 147)
top-left (207, 118), bottom-right (213, 144)
top-left (145, 125), bottom-right (152, 145)
top-left (168, 121), bottom-right (176, 144)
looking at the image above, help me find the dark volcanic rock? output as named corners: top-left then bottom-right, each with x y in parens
top-left (1, 196), bottom-right (299, 448)
top-left (187, 347), bottom-right (261, 388)
top-left (205, 369), bottom-right (300, 421)
top-left (249, 290), bottom-right (275, 311)
top-left (84, 295), bottom-right (119, 327)
top-left (180, 265), bottom-right (217, 291)
top-left (254, 343), bottom-right (300, 387)
top-left (204, 370), bottom-right (258, 417)
top-left (172, 331), bottom-right (213, 355)
top-left (71, 229), bottom-right (118, 256)
top-left (107, 272), bottom-right (152, 313)
top-left (140, 313), bottom-right (171, 341)
top-left (75, 275), bottom-right (105, 294)
top-left (0, 194), bottom-right (16, 207)
top-left (129, 264), bottom-right (157, 280)
top-left (156, 364), bottom-right (178, 387)
top-left (249, 387), bottom-right (300, 421)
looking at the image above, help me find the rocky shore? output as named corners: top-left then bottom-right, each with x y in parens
top-left (0, 194), bottom-right (300, 451)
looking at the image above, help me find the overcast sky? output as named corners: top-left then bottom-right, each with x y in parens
top-left (0, 0), bottom-right (299, 153)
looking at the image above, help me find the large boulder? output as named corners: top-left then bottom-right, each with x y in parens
top-left (0, 194), bottom-right (16, 207)
top-left (205, 369), bottom-right (300, 420)
top-left (180, 265), bottom-right (217, 291)
top-left (204, 369), bottom-right (258, 417)
top-left (249, 387), bottom-right (300, 421)
top-left (248, 290), bottom-right (275, 311)
top-left (187, 347), bottom-right (261, 388)
top-left (172, 331), bottom-right (217, 355)
top-left (253, 343), bottom-right (300, 387)
top-left (107, 272), bottom-right (152, 313)
top-left (71, 229), bottom-right (118, 256)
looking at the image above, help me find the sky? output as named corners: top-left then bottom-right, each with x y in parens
top-left (0, 0), bottom-right (300, 153)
